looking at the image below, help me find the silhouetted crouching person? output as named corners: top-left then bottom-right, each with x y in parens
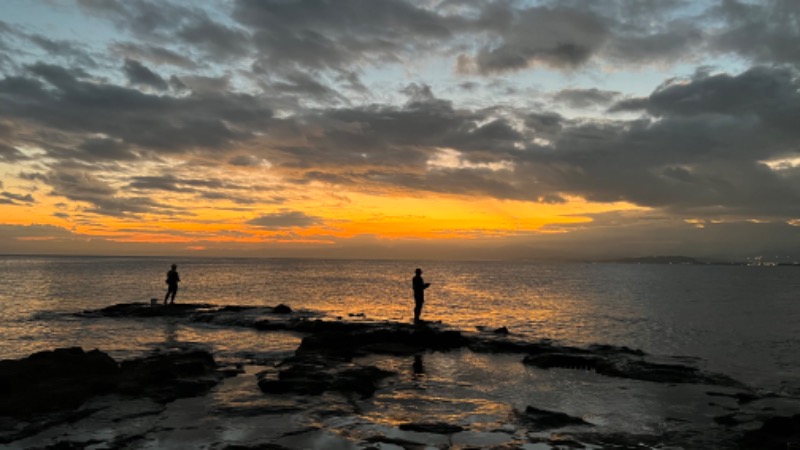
top-left (412, 268), bottom-right (430, 323)
top-left (164, 264), bottom-right (180, 305)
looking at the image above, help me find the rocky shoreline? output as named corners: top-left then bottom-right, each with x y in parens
top-left (1, 302), bottom-right (799, 449)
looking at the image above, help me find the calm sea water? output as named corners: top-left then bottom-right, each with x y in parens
top-left (1, 255), bottom-right (798, 392)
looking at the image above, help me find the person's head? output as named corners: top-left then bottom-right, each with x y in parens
top-left (415, 268), bottom-right (422, 275)
top-left (171, 264), bottom-right (177, 269)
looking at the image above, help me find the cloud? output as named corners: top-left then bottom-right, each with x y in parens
top-left (461, 6), bottom-right (609, 74)
top-left (39, 168), bottom-right (168, 217)
top-left (228, 154), bottom-right (268, 167)
top-left (75, 138), bottom-right (139, 162)
top-left (256, 66), bottom-right (800, 220)
top-left (123, 58), bottom-right (168, 91)
top-left (77, 0), bottom-right (251, 60)
top-left (553, 88), bottom-right (621, 109)
top-left (198, 191), bottom-right (259, 205)
top-left (127, 174), bottom-right (255, 197)
top-left (247, 210), bottom-right (323, 229)
top-left (233, 0), bottom-right (452, 73)
top-left (111, 42), bottom-right (197, 68)
top-left (0, 62), bottom-right (273, 153)
top-left (0, 142), bottom-right (27, 162)
top-left (0, 223), bottom-right (76, 239)
top-left (709, 0), bottom-right (800, 66)
top-left (1, 191), bottom-right (34, 204)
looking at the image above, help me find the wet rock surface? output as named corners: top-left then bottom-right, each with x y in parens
top-left (518, 405), bottom-right (592, 431)
top-left (3, 302), bottom-right (792, 449)
top-left (522, 351), bottom-right (744, 386)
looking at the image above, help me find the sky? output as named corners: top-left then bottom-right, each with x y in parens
top-left (1, 0), bottom-right (799, 260)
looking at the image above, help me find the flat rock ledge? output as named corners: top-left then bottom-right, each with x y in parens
top-left (78, 302), bottom-right (745, 388)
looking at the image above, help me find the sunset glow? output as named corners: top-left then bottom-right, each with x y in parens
top-left (1, 0), bottom-right (799, 259)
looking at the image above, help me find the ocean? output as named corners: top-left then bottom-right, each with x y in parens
top-left (3, 255), bottom-right (800, 448)
top-left (1, 255), bottom-right (798, 393)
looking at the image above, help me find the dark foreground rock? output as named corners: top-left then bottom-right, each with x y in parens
top-left (117, 349), bottom-right (224, 403)
top-left (0, 347), bottom-right (119, 417)
top-left (518, 405), bottom-right (592, 431)
top-left (398, 422), bottom-right (465, 434)
top-left (258, 360), bottom-right (394, 398)
top-left (738, 414), bottom-right (800, 449)
top-left (78, 302), bottom-right (216, 318)
top-left (0, 347), bottom-right (225, 421)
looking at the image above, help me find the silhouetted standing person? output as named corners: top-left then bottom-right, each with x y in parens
top-left (164, 264), bottom-right (180, 305)
top-left (412, 268), bottom-right (430, 323)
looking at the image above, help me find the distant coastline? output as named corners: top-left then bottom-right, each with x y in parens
top-left (602, 255), bottom-right (800, 266)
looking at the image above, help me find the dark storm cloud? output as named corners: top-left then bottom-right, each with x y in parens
top-left (111, 42), bottom-right (197, 68)
top-left (247, 210), bottom-right (323, 229)
top-left (517, 67), bottom-right (800, 217)
top-left (464, 6), bottom-right (609, 74)
top-left (123, 58), bottom-right (168, 91)
top-left (127, 175), bottom-right (242, 192)
top-left (1, 191), bottom-right (34, 204)
top-left (232, 0), bottom-right (452, 72)
top-left (553, 88), bottom-right (621, 109)
top-left (646, 67), bottom-right (798, 124)
top-left (0, 62), bottom-right (273, 152)
top-left (71, 0), bottom-right (800, 82)
top-left (77, 138), bottom-right (139, 161)
top-left (607, 97), bottom-right (649, 113)
top-left (228, 155), bottom-right (263, 167)
top-left (175, 16), bottom-right (251, 60)
top-left (709, 0), bottom-right (800, 66)
top-left (266, 71), bottom-right (346, 104)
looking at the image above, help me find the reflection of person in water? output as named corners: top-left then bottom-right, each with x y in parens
top-left (164, 264), bottom-right (180, 305)
top-left (413, 354), bottom-right (425, 375)
top-left (164, 320), bottom-right (179, 349)
top-left (412, 268), bottom-right (430, 322)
